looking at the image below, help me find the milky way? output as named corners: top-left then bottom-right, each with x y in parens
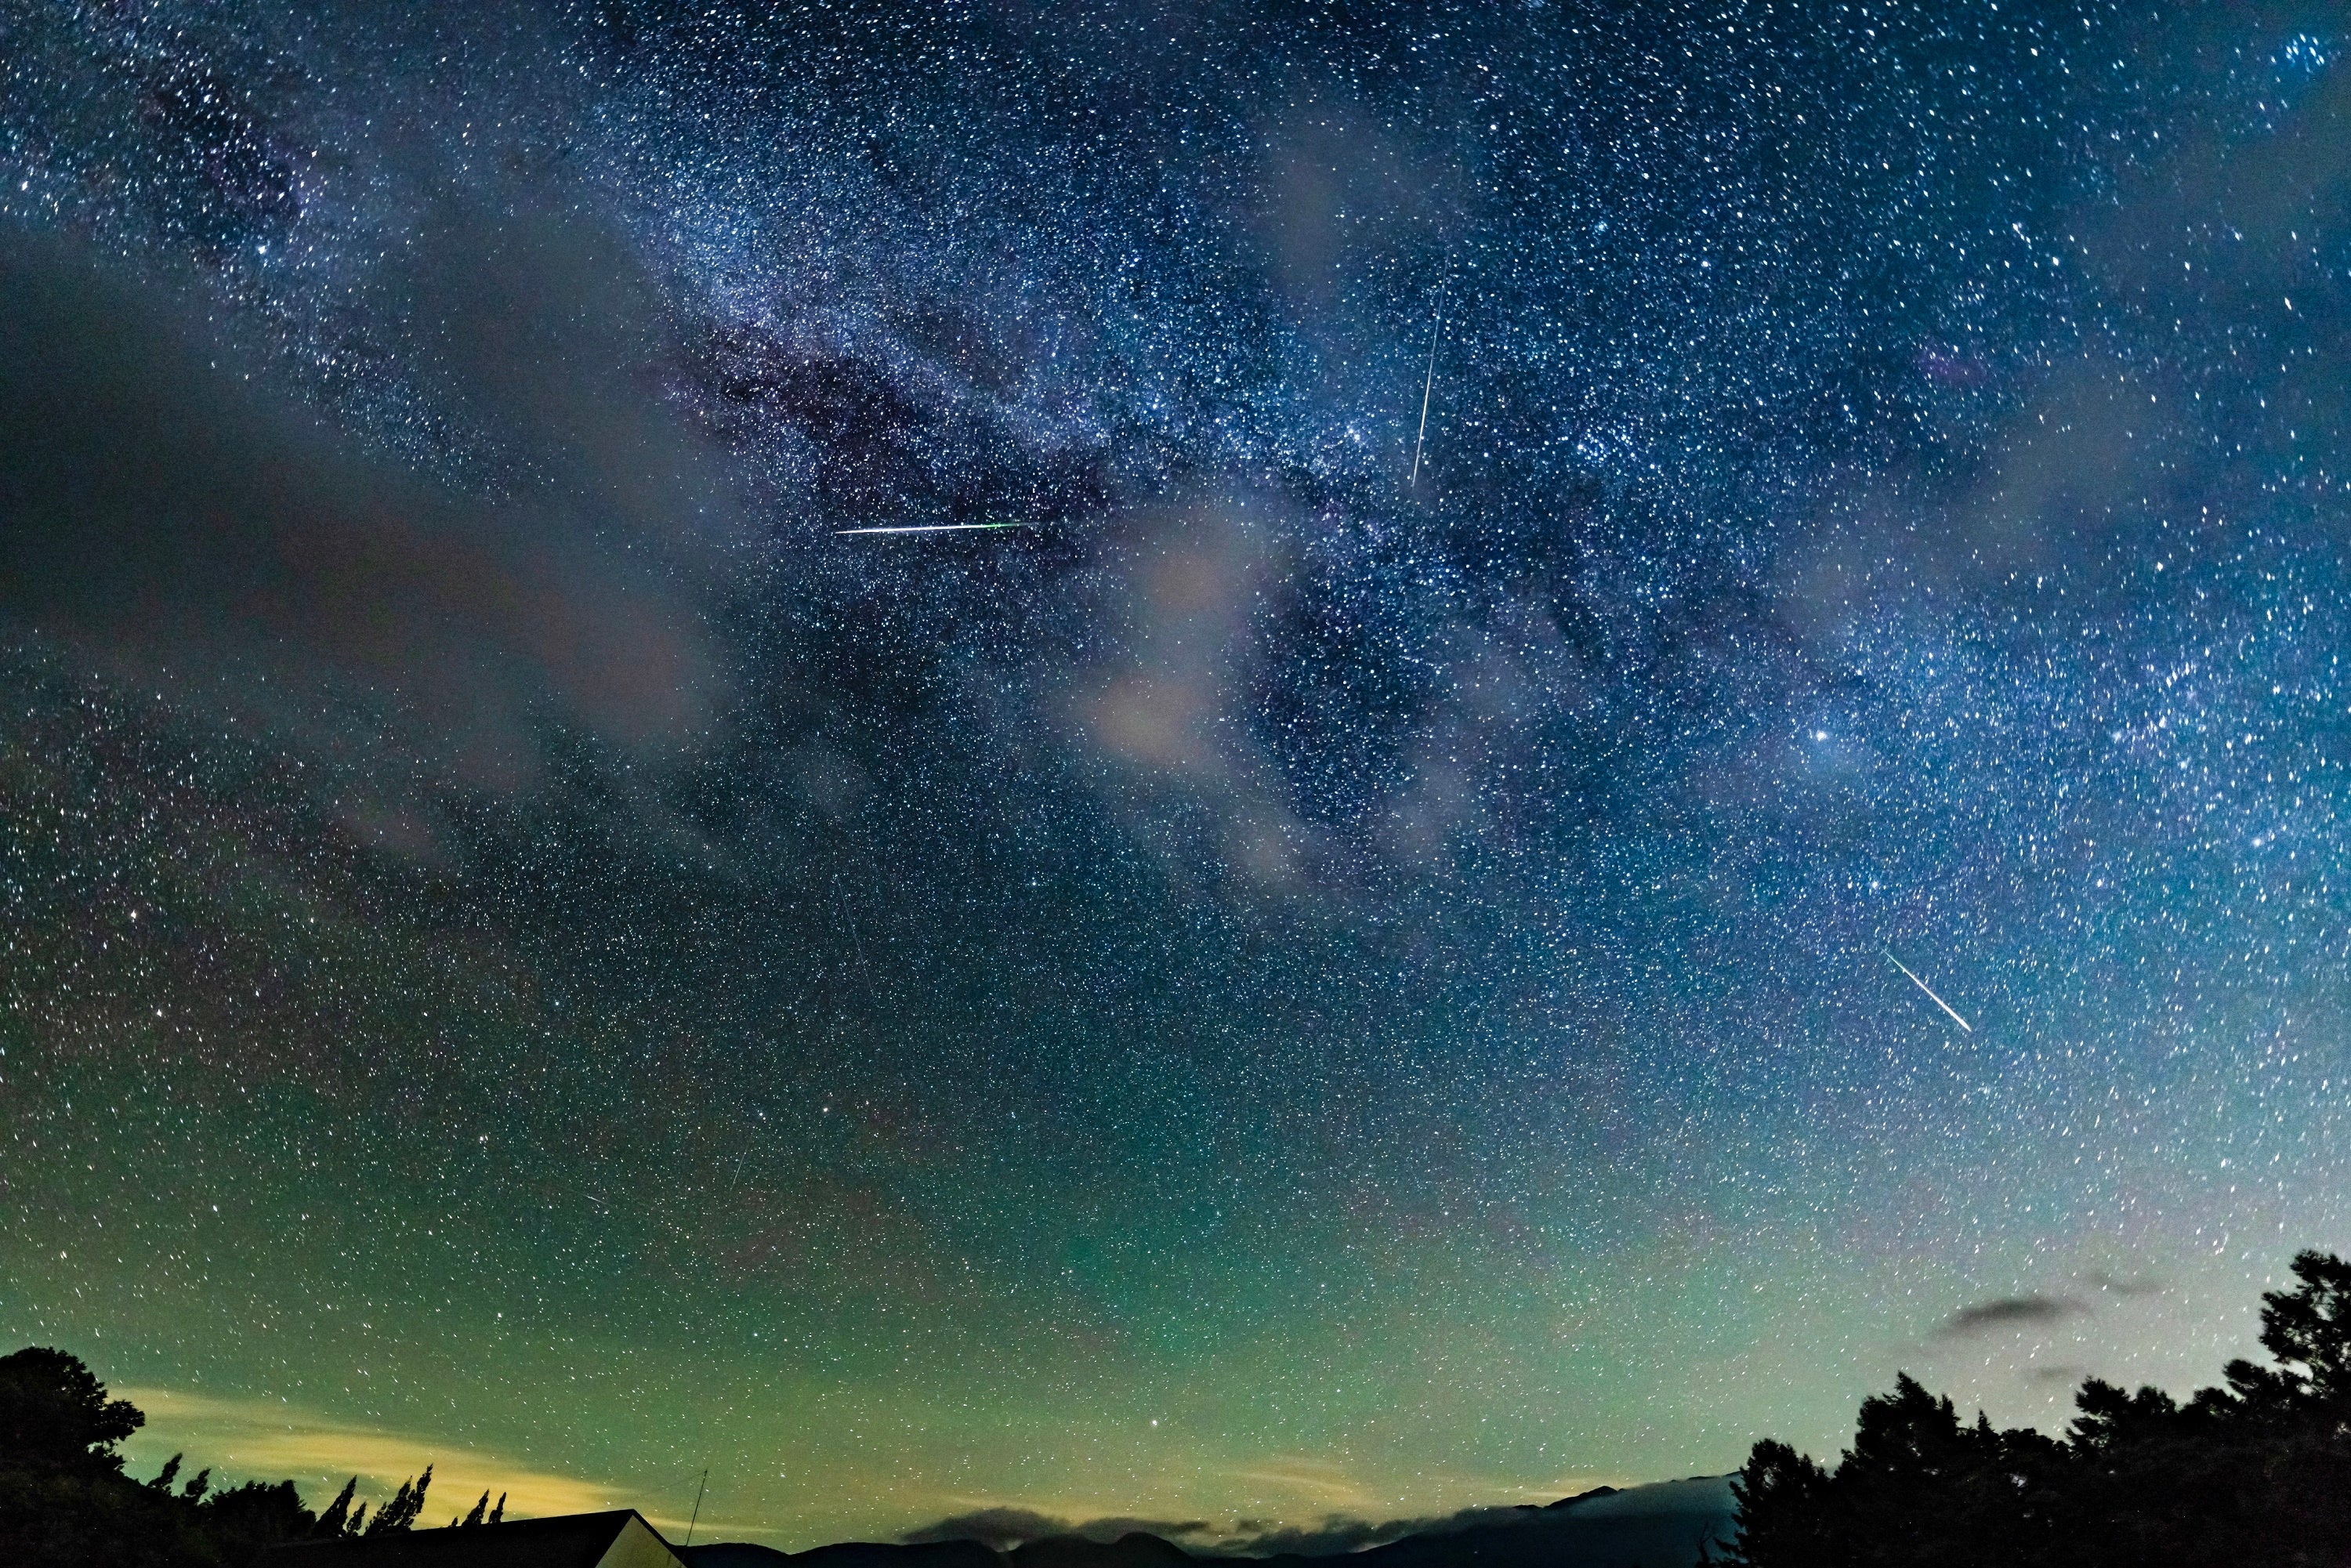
top-left (2, 0), bottom-right (2349, 1548)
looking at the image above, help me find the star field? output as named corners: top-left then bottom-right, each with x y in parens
top-left (2, 0), bottom-right (2349, 1548)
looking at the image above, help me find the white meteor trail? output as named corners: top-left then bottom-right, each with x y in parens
top-left (1883, 949), bottom-right (1973, 1033)
top-left (1411, 285), bottom-right (1446, 485)
top-left (834, 521), bottom-right (1029, 536)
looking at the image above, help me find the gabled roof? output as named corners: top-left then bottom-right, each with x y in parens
top-left (265, 1510), bottom-right (686, 1568)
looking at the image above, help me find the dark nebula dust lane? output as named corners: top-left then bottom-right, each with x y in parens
top-left (2, 0), bottom-right (2349, 1547)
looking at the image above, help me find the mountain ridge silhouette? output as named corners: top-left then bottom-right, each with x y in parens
top-left (682, 1476), bottom-right (1734, 1568)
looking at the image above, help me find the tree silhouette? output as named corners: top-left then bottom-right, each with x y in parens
top-left (313, 1476), bottom-right (359, 1537)
top-left (202, 1480), bottom-right (317, 1564)
top-left (0, 1347), bottom-right (501, 1565)
top-left (1726, 1251), bottom-right (2351, 1568)
top-left (2254, 1250), bottom-right (2351, 1403)
top-left (364, 1465), bottom-right (433, 1534)
top-left (0, 1347), bottom-right (144, 1476)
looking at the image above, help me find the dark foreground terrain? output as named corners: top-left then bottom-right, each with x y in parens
top-left (6, 1253), bottom-right (2351, 1567)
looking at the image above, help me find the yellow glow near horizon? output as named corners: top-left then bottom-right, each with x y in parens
top-left (118, 1385), bottom-right (630, 1526)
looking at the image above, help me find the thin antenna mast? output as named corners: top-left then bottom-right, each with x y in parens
top-left (685, 1469), bottom-right (708, 1548)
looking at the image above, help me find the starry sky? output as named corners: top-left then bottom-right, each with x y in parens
top-left (2, 0), bottom-right (2349, 1550)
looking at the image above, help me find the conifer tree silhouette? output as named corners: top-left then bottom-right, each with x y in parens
top-left (1725, 1250), bottom-right (2351, 1567)
top-left (314, 1476), bottom-right (359, 1537)
top-left (364, 1465), bottom-right (433, 1534)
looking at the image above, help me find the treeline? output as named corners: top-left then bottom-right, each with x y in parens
top-left (1722, 1250), bottom-right (2351, 1567)
top-left (16, 1253), bottom-right (2351, 1566)
top-left (0, 1346), bottom-right (499, 1565)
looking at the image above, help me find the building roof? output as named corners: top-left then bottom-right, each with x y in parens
top-left (265, 1510), bottom-right (686, 1568)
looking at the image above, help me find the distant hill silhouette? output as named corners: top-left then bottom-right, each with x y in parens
top-left (683, 1548), bottom-right (794, 1568)
top-left (1298, 1479), bottom-right (1731, 1568)
top-left (1019, 1533), bottom-right (1198, 1568)
top-left (682, 1478), bottom-right (1734, 1568)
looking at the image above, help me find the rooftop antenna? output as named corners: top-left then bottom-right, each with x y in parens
top-left (685, 1469), bottom-right (708, 1548)
top-left (1410, 269), bottom-right (1448, 487)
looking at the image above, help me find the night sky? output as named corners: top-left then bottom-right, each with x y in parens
top-left (3, 0), bottom-right (2349, 1550)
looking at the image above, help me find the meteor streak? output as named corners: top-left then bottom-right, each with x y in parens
top-left (1883, 949), bottom-right (1973, 1033)
top-left (834, 521), bottom-right (1030, 536)
top-left (1411, 282), bottom-right (1446, 485)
